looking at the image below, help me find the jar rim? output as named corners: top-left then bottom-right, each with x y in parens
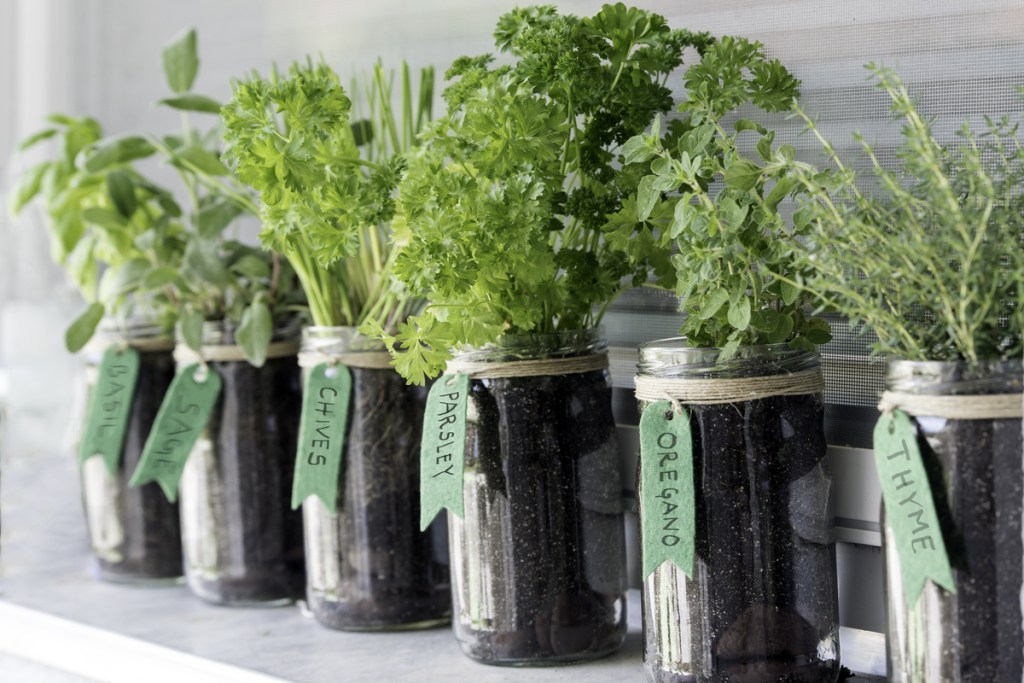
top-left (637, 338), bottom-right (820, 379)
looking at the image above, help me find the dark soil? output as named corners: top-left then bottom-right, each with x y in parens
top-left (452, 369), bottom-right (627, 665)
top-left (184, 353), bottom-right (305, 604)
top-left (910, 414), bottom-right (1023, 682)
top-left (647, 392), bottom-right (840, 683)
top-left (307, 367), bottom-right (451, 629)
top-left (91, 348), bottom-right (183, 582)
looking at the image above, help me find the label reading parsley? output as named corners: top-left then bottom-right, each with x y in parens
top-left (79, 346), bottom-right (140, 474)
top-left (130, 363), bottom-right (221, 502)
top-left (419, 373), bottom-right (469, 530)
top-left (873, 409), bottom-right (956, 607)
top-left (291, 363), bottom-right (352, 513)
top-left (639, 400), bottom-right (695, 578)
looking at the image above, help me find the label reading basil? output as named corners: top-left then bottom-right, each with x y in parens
top-left (419, 373), bottom-right (469, 530)
top-left (79, 346), bottom-right (140, 474)
top-left (639, 400), bottom-right (695, 579)
top-left (291, 363), bottom-right (352, 513)
top-left (873, 409), bottom-right (956, 607)
top-left (130, 363), bottom-right (222, 502)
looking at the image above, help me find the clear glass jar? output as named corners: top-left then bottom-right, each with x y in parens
top-left (301, 326), bottom-right (451, 630)
top-left (80, 317), bottom-right (183, 583)
top-left (449, 328), bottom-right (627, 665)
top-left (178, 319), bottom-right (305, 605)
top-left (884, 359), bottom-right (1024, 683)
top-left (637, 339), bottom-right (840, 683)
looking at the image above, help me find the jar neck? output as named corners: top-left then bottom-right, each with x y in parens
top-left (637, 338), bottom-right (820, 379)
top-left (195, 317), bottom-right (300, 346)
top-left (96, 315), bottom-right (171, 343)
top-left (886, 359), bottom-right (1023, 395)
top-left (300, 325), bottom-right (385, 355)
top-left (451, 327), bottom-right (607, 364)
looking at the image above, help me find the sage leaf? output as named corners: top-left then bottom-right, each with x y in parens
top-left (197, 201), bottom-right (242, 239)
top-left (175, 146), bottom-right (230, 176)
top-left (237, 300), bottom-right (272, 367)
top-left (65, 303), bottom-right (105, 352)
top-left (158, 94), bottom-right (222, 114)
top-left (178, 307), bottom-right (204, 352)
top-left (162, 28), bottom-right (199, 94)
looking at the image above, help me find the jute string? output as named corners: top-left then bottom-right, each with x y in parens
top-left (174, 341), bottom-right (300, 366)
top-left (878, 391), bottom-right (1023, 420)
top-left (444, 352), bottom-right (608, 380)
top-left (633, 368), bottom-right (825, 407)
top-left (297, 350), bottom-right (395, 370)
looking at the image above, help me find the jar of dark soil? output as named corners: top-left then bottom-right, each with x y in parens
top-left (79, 318), bottom-right (183, 583)
top-left (447, 328), bottom-right (627, 666)
top-left (177, 320), bottom-right (305, 605)
top-left (634, 340), bottom-right (840, 683)
top-left (299, 326), bottom-right (451, 630)
top-left (882, 359), bottom-right (1023, 683)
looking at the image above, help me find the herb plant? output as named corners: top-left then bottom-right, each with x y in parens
top-left (221, 60), bottom-right (433, 334)
top-left (787, 66), bottom-right (1024, 363)
top-left (366, 3), bottom-right (715, 383)
top-left (622, 36), bottom-right (831, 360)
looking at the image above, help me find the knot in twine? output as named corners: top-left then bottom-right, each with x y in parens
top-left (297, 349), bottom-right (395, 370)
top-left (444, 352), bottom-right (609, 380)
top-left (878, 390), bottom-right (1023, 420)
top-left (633, 367), bottom-right (824, 412)
top-left (174, 341), bottom-right (300, 368)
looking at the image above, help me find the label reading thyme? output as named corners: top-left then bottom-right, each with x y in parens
top-left (419, 373), bottom-right (469, 530)
top-left (639, 400), bottom-right (695, 578)
top-left (79, 346), bottom-right (140, 474)
top-left (291, 363), bottom-right (352, 513)
top-left (873, 409), bottom-right (956, 607)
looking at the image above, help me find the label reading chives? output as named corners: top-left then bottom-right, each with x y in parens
top-left (419, 373), bottom-right (469, 530)
top-left (79, 346), bottom-right (140, 474)
top-left (291, 363), bottom-right (352, 513)
top-left (639, 400), bottom-right (695, 579)
top-left (873, 409), bottom-right (956, 607)
top-left (130, 363), bottom-right (221, 502)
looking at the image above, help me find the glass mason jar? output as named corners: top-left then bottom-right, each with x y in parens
top-left (79, 317), bottom-right (183, 583)
top-left (637, 340), bottom-right (840, 683)
top-left (178, 319), bottom-right (305, 605)
top-left (301, 326), bottom-right (451, 630)
top-left (883, 359), bottom-right (1024, 683)
top-left (449, 328), bottom-right (627, 665)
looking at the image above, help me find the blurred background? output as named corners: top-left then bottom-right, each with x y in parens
top-left (0, 2), bottom-right (1022, 663)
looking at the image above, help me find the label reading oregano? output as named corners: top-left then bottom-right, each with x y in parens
top-left (79, 346), bottom-right (140, 474)
top-left (639, 400), bottom-right (695, 578)
top-left (873, 409), bottom-right (956, 607)
top-left (291, 363), bottom-right (352, 513)
top-left (419, 373), bottom-right (469, 530)
top-left (130, 363), bottom-right (222, 502)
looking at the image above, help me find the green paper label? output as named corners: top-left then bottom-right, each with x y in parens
top-left (79, 346), bottom-right (140, 474)
top-left (419, 373), bottom-right (469, 531)
top-left (130, 363), bottom-right (222, 502)
top-left (873, 410), bottom-right (956, 607)
top-left (291, 363), bottom-right (352, 513)
top-left (639, 400), bottom-right (695, 579)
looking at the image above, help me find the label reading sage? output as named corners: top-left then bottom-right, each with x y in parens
top-left (873, 409), bottom-right (956, 607)
top-left (291, 363), bottom-right (352, 514)
top-left (639, 400), bottom-right (695, 578)
top-left (130, 363), bottom-right (222, 502)
top-left (419, 373), bottom-right (469, 530)
top-left (79, 346), bottom-right (140, 474)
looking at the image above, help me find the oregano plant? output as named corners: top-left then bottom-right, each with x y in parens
top-left (622, 36), bottom-right (831, 359)
top-left (365, 3), bottom-right (715, 384)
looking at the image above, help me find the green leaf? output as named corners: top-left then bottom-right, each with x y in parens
top-left (179, 307), bottom-right (204, 352)
top-left (162, 28), bottom-right (199, 94)
top-left (83, 136), bottom-right (156, 173)
top-left (756, 131), bottom-right (776, 162)
top-left (183, 238), bottom-right (229, 286)
top-left (197, 201), bottom-right (242, 239)
top-left (231, 254), bottom-right (271, 279)
top-left (82, 207), bottom-right (128, 231)
top-left (236, 300), bottom-right (273, 367)
top-left (65, 303), bottom-right (105, 352)
top-left (780, 279), bottom-right (800, 306)
top-left (734, 119), bottom-right (767, 135)
top-left (17, 128), bottom-right (58, 152)
top-left (636, 175), bottom-right (659, 222)
top-left (764, 176), bottom-right (797, 210)
top-left (727, 296), bottom-right (752, 331)
top-left (106, 170), bottom-right (137, 218)
top-left (697, 288), bottom-right (729, 320)
top-left (142, 266), bottom-right (181, 289)
top-left (175, 146), bottom-right (230, 176)
top-left (157, 94), bottom-right (222, 113)
top-left (805, 317), bottom-right (833, 345)
top-left (723, 159), bottom-right (761, 192)
top-left (350, 119), bottom-right (373, 146)
top-left (9, 163), bottom-right (50, 215)
top-left (622, 135), bottom-right (656, 165)
top-left (98, 258), bottom-right (150, 301)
